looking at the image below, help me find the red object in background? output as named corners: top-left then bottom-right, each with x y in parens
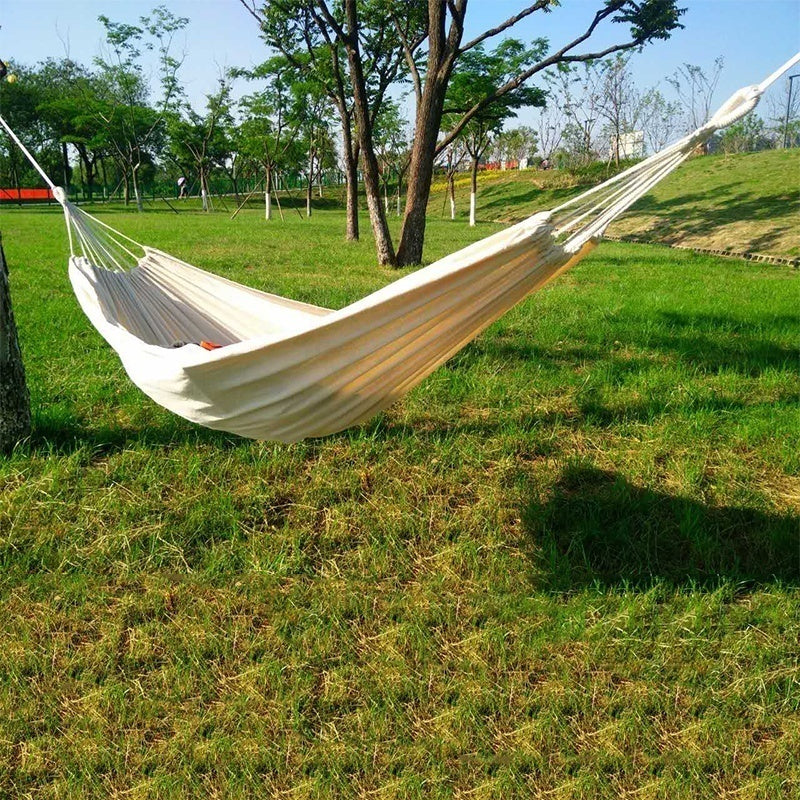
top-left (0, 188), bottom-right (55, 202)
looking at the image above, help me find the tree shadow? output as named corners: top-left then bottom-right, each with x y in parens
top-left (472, 310), bottom-right (798, 379)
top-left (477, 184), bottom-right (579, 218)
top-left (522, 464), bottom-right (800, 591)
top-left (621, 182), bottom-right (798, 252)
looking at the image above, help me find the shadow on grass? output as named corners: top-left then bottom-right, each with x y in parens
top-left (522, 464), bottom-right (800, 591)
top-left (473, 310), bottom-right (798, 378)
top-left (26, 411), bottom-right (243, 457)
top-left (626, 183), bottom-right (798, 251)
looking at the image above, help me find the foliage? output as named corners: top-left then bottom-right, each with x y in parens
top-left (444, 40), bottom-right (546, 167)
top-left (493, 126), bottom-right (538, 164)
top-left (719, 115), bottom-right (769, 154)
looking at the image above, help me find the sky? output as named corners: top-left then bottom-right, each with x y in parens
top-left (1, 0), bottom-right (799, 128)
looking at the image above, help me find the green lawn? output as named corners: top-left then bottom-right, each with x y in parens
top-left (431, 149), bottom-right (800, 257)
top-left (1, 189), bottom-right (799, 798)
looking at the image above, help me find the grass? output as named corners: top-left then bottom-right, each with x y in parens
top-left (1, 166), bottom-right (799, 798)
top-left (430, 150), bottom-right (800, 257)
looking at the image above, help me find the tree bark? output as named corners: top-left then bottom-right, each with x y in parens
top-left (342, 129), bottom-right (360, 241)
top-left (76, 145), bottom-right (96, 202)
top-left (201, 171), bottom-right (210, 212)
top-left (61, 142), bottom-right (70, 192)
top-left (132, 162), bottom-right (144, 213)
top-left (469, 156), bottom-right (478, 227)
top-left (343, 0), bottom-right (396, 266)
top-left (0, 236), bottom-right (31, 453)
top-left (396, 72), bottom-right (450, 264)
top-left (265, 165), bottom-right (272, 220)
top-left (396, 173), bottom-right (402, 216)
top-left (345, 157), bottom-right (359, 240)
top-left (448, 173), bottom-right (456, 220)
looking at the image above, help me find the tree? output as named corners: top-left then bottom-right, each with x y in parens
top-left (666, 57), bottom-right (724, 134)
top-left (638, 87), bottom-right (680, 152)
top-left (393, 0), bottom-right (685, 265)
top-left (244, 1), bottom-right (684, 265)
top-left (94, 6), bottom-right (188, 211)
top-left (555, 61), bottom-right (603, 165)
top-left (437, 137), bottom-right (467, 220)
top-left (766, 76), bottom-right (800, 148)
top-left (236, 59), bottom-right (299, 220)
top-left (249, 0), bottom-right (416, 245)
top-left (719, 115), bottom-right (768, 154)
top-left (0, 63), bottom-right (58, 200)
top-left (373, 99), bottom-right (411, 216)
top-left (0, 237), bottom-right (31, 453)
top-left (37, 59), bottom-right (114, 201)
top-left (288, 76), bottom-right (335, 218)
top-left (494, 125), bottom-right (538, 167)
top-left (535, 87), bottom-right (566, 162)
top-left (444, 41), bottom-right (545, 226)
top-left (596, 54), bottom-right (643, 164)
top-left (168, 80), bottom-right (233, 212)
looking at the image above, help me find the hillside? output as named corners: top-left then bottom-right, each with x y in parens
top-left (429, 149), bottom-right (800, 257)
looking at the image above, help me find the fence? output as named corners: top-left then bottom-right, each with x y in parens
top-left (62, 170), bottom-right (348, 204)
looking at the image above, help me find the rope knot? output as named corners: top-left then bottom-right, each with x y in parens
top-left (708, 85), bottom-right (762, 130)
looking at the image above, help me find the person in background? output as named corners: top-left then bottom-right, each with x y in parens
top-left (177, 176), bottom-right (187, 198)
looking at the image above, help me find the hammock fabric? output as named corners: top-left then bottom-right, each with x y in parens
top-left (2, 53), bottom-right (797, 442)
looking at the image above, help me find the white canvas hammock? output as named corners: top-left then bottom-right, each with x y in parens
top-left (2, 53), bottom-right (797, 442)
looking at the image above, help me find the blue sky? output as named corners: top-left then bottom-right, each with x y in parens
top-left (2, 0), bottom-right (798, 122)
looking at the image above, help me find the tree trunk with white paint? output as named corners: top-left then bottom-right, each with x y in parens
top-left (448, 174), bottom-right (456, 220)
top-left (265, 166), bottom-right (272, 220)
top-left (469, 156), bottom-right (478, 227)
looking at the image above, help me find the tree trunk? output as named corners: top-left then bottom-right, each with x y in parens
top-left (306, 174), bottom-right (312, 218)
top-left (343, 0), bottom-right (395, 266)
top-left (100, 159), bottom-right (108, 201)
top-left (85, 158), bottom-right (95, 203)
top-left (61, 142), bottom-right (70, 192)
top-left (0, 237), bottom-right (31, 453)
top-left (132, 162), bottom-right (143, 213)
top-left (469, 156), bottom-right (478, 227)
top-left (342, 128), bottom-right (359, 241)
top-left (396, 173), bottom-right (402, 216)
top-left (76, 145), bottom-right (96, 203)
top-left (448, 173), bottom-right (456, 220)
top-left (396, 72), bottom-right (450, 265)
top-left (265, 165), bottom-right (272, 220)
top-left (201, 171), bottom-right (209, 212)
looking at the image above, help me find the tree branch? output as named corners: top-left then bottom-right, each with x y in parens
top-left (236, 0), bottom-right (263, 26)
top-left (436, 4), bottom-right (639, 154)
top-left (459, 1), bottom-right (551, 54)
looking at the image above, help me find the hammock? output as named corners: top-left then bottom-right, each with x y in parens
top-left (2, 53), bottom-right (797, 442)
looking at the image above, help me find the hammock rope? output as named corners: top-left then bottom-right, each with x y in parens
top-left (0, 52), bottom-right (797, 442)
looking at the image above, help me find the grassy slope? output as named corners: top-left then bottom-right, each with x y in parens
top-left (430, 149), bottom-right (800, 256)
top-left (0, 191), bottom-right (799, 798)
